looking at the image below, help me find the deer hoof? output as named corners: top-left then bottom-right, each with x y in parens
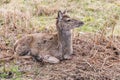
top-left (64, 55), bottom-right (72, 60)
top-left (43, 55), bottom-right (60, 64)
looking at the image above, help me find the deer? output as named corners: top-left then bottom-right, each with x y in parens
top-left (14, 10), bottom-right (84, 63)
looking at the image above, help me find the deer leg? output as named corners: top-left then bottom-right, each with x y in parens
top-left (63, 46), bottom-right (73, 60)
top-left (32, 55), bottom-right (43, 62)
top-left (30, 48), bottom-right (43, 62)
top-left (43, 55), bottom-right (60, 64)
top-left (57, 42), bottom-right (64, 60)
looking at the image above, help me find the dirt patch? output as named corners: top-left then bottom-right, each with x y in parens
top-left (0, 33), bottom-right (120, 80)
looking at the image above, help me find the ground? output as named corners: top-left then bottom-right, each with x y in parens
top-left (0, 0), bottom-right (120, 80)
top-left (0, 33), bottom-right (120, 80)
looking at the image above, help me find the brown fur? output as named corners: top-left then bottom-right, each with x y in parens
top-left (14, 11), bottom-right (84, 63)
top-left (14, 33), bottom-right (60, 63)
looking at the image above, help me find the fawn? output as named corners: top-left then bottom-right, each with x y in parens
top-left (14, 11), bottom-right (84, 63)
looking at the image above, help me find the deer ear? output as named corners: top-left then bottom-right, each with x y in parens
top-left (57, 10), bottom-right (63, 21)
top-left (63, 10), bottom-right (67, 14)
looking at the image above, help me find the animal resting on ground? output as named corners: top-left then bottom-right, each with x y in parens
top-left (14, 10), bottom-right (84, 63)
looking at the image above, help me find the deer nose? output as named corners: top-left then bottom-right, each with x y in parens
top-left (79, 21), bottom-right (84, 26)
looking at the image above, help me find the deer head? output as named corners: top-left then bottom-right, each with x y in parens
top-left (56, 10), bottom-right (84, 31)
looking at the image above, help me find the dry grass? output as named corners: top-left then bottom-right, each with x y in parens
top-left (0, 33), bottom-right (120, 80)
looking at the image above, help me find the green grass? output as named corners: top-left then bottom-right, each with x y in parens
top-left (0, 0), bottom-right (120, 34)
top-left (0, 63), bottom-right (22, 79)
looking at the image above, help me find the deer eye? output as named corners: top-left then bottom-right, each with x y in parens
top-left (43, 40), bottom-right (47, 44)
top-left (49, 37), bottom-right (53, 40)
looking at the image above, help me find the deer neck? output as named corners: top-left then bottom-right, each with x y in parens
top-left (58, 29), bottom-right (72, 43)
top-left (57, 27), bottom-right (73, 55)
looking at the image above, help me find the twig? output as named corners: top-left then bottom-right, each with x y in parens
top-left (83, 59), bottom-right (97, 72)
